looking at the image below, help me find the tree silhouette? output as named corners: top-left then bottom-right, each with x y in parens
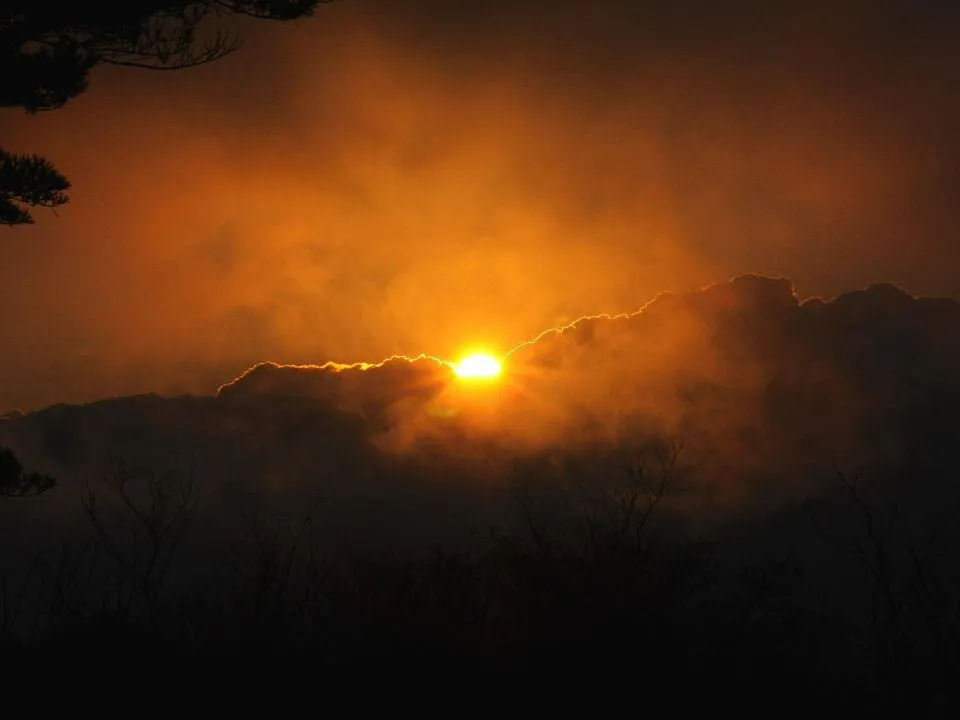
top-left (0, 446), bottom-right (56, 497)
top-left (81, 460), bottom-right (196, 618)
top-left (0, 151), bottom-right (71, 224)
top-left (1, 1), bottom-right (328, 226)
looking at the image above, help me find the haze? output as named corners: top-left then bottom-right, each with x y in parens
top-left (2, 0), bottom-right (959, 414)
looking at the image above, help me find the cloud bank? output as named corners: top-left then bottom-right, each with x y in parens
top-left (4, 274), bottom-right (960, 560)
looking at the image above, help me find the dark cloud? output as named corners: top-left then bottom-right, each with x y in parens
top-left (4, 275), bottom-right (960, 564)
top-left (216, 355), bottom-right (453, 418)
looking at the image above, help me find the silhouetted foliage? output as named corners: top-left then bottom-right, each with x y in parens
top-left (1, 452), bottom-right (958, 710)
top-left (0, 149), bottom-right (70, 224)
top-left (806, 466), bottom-right (960, 708)
top-left (1, 1), bottom-right (328, 225)
top-left (0, 445), bottom-right (56, 496)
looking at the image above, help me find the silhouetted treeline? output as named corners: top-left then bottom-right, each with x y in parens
top-left (1, 453), bottom-right (958, 713)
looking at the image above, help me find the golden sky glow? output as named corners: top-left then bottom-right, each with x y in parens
top-left (1, 0), bottom-right (959, 413)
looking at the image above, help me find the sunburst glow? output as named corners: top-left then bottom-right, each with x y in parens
top-left (454, 353), bottom-right (502, 379)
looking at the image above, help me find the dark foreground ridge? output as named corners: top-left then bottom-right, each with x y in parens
top-left (1, 276), bottom-right (959, 706)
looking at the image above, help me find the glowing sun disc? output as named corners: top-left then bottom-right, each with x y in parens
top-left (455, 353), bottom-right (502, 378)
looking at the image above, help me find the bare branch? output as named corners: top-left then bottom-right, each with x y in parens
top-left (80, 459), bottom-right (197, 618)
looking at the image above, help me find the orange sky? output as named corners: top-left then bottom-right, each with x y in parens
top-left (2, 0), bottom-right (959, 411)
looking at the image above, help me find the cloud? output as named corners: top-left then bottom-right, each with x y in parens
top-left (4, 274), bottom-right (960, 565)
top-left (2, 1), bottom-right (960, 412)
top-left (216, 355), bottom-right (454, 418)
top-left (203, 273), bottom-right (960, 472)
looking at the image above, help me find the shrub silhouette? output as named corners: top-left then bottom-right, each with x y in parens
top-left (0, 445), bottom-right (56, 497)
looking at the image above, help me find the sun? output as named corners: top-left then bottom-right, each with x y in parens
top-left (454, 353), bottom-right (502, 379)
